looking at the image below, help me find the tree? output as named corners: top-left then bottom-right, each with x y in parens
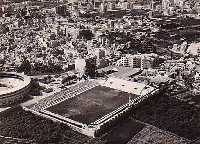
top-left (17, 58), bottom-right (31, 74)
top-left (183, 73), bottom-right (195, 89)
top-left (152, 57), bottom-right (165, 68)
top-left (78, 29), bottom-right (94, 40)
top-left (29, 79), bottom-right (45, 96)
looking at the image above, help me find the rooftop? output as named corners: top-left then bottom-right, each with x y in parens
top-left (102, 77), bottom-right (155, 96)
top-left (97, 66), bottom-right (141, 79)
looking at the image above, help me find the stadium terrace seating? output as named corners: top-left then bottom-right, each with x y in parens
top-left (28, 80), bottom-right (99, 111)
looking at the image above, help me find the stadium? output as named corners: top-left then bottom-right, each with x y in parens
top-left (24, 78), bottom-right (157, 137)
top-left (0, 72), bottom-right (31, 107)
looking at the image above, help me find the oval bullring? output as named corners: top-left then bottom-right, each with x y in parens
top-left (0, 72), bottom-right (31, 107)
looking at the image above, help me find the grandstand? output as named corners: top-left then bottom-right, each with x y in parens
top-left (27, 80), bottom-right (99, 111)
top-left (24, 78), bottom-right (157, 137)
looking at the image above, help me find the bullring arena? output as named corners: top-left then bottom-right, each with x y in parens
top-left (24, 78), bottom-right (158, 137)
top-left (0, 72), bottom-right (31, 107)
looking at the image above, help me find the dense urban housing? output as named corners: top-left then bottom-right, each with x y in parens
top-left (0, 0), bottom-right (200, 144)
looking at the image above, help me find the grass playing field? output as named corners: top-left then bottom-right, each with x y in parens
top-left (46, 86), bottom-right (138, 124)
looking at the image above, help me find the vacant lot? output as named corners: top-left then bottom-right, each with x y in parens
top-left (86, 118), bottom-right (145, 144)
top-left (0, 107), bottom-right (91, 144)
top-left (127, 125), bottom-right (190, 144)
top-left (47, 86), bottom-right (137, 124)
top-left (101, 118), bottom-right (145, 144)
top-left (131, 95), bottom-right (200, 140)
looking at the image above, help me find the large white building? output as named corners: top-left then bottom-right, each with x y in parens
top-left (75, 58), bottom-right (86, 77)
top-left (88, 48), bottom-right (107, 68)
top-left (162, 0), bottom-right (172, 15)
top-left (102, 77), bottom-right (155, 96)
top-left (116, 54), bottom-right (157, 70)
top-left (187, 42), bottom-right (200, 56)
top-left (162, 0), bottom-right (185, 15)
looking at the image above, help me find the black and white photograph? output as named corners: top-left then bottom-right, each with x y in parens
top-left (0, 0), bottom-right (200, 143)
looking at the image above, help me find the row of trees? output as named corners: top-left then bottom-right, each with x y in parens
top-left (17, 58), bottom-right (64, 75)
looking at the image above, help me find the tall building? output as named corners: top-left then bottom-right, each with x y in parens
top-left (117, 54), bottom-right (157, 70)
top-left (75, 58), bottom-right (86, 77)
top-left (88, 48), bottom-right (106, 68)
top-left (174, 0), bottom-right (184, 8)
top-left (121, 1), bottom-right (128, 10)
top-left (162, 0), bottom-right (171, 15)
top-left (56, 5), bottom-right (68, 16)
top-left (162, 0), bottom-right (186, 15)
top-left (85, 56), bottom-right (97, 78)
top-left (93, 0), bottom-right (102, 10)
top-left (99, 1), bottom-right (107, 13)
top-left (119, 54), bottom-right (141, 68)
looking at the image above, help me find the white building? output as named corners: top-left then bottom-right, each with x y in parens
top-left (116, 54), bottom-right (157, 70)
top-left (102, 77), bottom-right (155, 96)
top-left (162, 0), bottom-right (171, 15)
top-left (174, 0), bottom-right (184, 8)
top-left (75, 58), bottom-right (86, 77)
top-left (88, 48), bottom-right (106, 67)
top-left (187, 42), bottom-right (200, 56)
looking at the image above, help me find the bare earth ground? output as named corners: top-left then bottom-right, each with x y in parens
top-left (131, 94), bottom-right (200, 140)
